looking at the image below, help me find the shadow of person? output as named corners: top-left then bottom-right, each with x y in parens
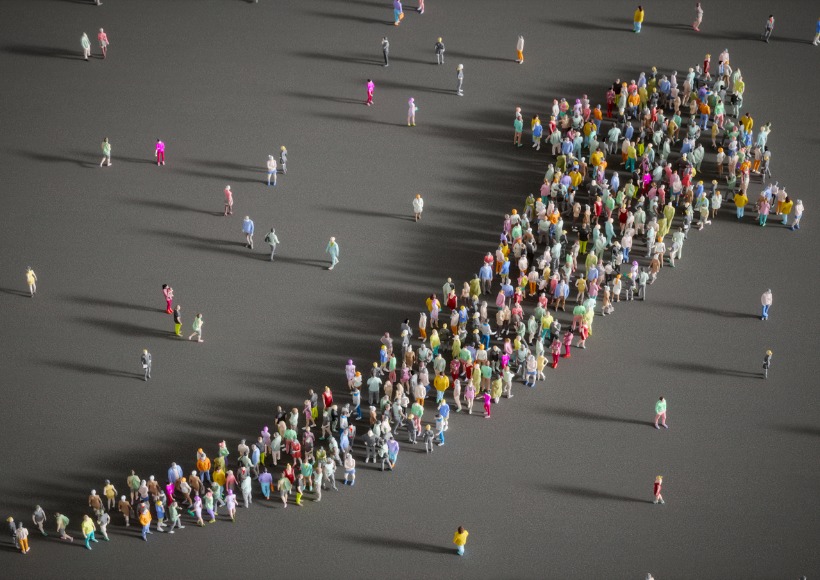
top-left (541, 484), bottom-right (651, 504)
top-left (344, 533), bottom-right (453, 554)
top-left (0, 287), bottom-right (31, 297)
top-left (542, 406), bottom-right (648, 427)
top-left (2, 44), bottom-right (83, 60)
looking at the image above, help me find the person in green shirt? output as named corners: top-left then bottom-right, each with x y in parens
top-left (81, 33), bottom-right (91, 60)
top-left (277, 475), bottom-right (292, 508)
top-left (55, 513), bottom-right (73, 542)
top-left (100, 137), bottom-right (111, 167)
top-left (513, 117), bottom-right (524, 147)
top-left (654, 396), bottom-right (668, 429)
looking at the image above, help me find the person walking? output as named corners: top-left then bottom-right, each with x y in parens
top-left (412, 194), bottom-right (424, 221)
top-left (81, 515), bottom-right (99, 550)
top-left (407, 97), bottom-right (417, 126)
top-left (366, 79), bottom-right (375, 106)
top-left (393, 0), bottom-right (404, 26)
top-left (81, 32), bottom-right (91, 61)
top-left (188, 313), bottom-right (204, 342)
top-left (633, 5), bottom-right (645, 33)
top-left (100, 137), bottom-right (112, 167)
top-left (381, 36), bottom-right (389, 66)
top-left (224, 185), bottom-right (233, 216)
top-left (140, 349), bottom-right (152, 381)
top-left (162, 283), bottom-right (174, 313)
top-left (31, 506), bottom-right (47, 536)
top-left (25, 267), bottom-right (37, 297)
top-left (692, 2), bottom-right (703, 31)
top-left (762, 350), bottom-right (773, 379)
top-left (242, 215), bottom-right (255, 248)
top-left (515, 35), bottom-right (524, 63)
top-left (654, 396), bottom-right (668, 429)
top-left (653, 476), bottom-right (665, 504)
top-left (138, 507), bottom-right (151, 541)
top-left (55, 513), bottom-right (73, 541)
top-left (761, 14), bottom-right (774, 42)
top-left (325, 236), bottom-right (340, 270)
top-left (456, 64), bottom-right (464, 96)
top-left (434, 37), bottom-right (445, 64)
top-left (761, 288), bottom-right (772, 320)
top-left (453, 525), bottom-right (469, 556)
top-left (416, 0), bottom-right (424, 14)
top-left (814, 18), bottom-right (820, 46)
top-left (97, 28), bottom-right (109, 58)
top-left (266, 155), bottom-right (277, 186)
top-left (173, 305), bottom-right (182, 337)
top-left (264, 228), bottom-right (280, 261)
top-left (279, 146), bottom-right (287, 174)
top-left (155, 139), bottom-right (166, 166)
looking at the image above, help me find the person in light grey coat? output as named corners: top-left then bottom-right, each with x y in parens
top-left (141, 349), bottom-right (152, 381)
top-left (381, 36), bottom-right (389, 66)
top-left (264, 228), bottom-right (280, 261)
top-left (456, 64), bottom-right (464, 96)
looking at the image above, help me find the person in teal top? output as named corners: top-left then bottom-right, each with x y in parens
top-left (513, 117), bottom-right (524, 147)
top-left (326, 236), bottom-right (340, 270)
top-left (100, 137), bottom-right (111, 167)
top-left (81, 33), bottom-right (91, 60)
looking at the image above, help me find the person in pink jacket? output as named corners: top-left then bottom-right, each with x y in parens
top-left (97, 28), bottom-right (109, 58)
top-left (366, 79), bottom-right (375, 106)
top-left (155, 139), bottom-right (165, 166)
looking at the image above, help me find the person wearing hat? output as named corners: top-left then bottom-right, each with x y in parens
top-left (266, 155), bottom-right (277, 186)
top-left (456, 64), bottom-right (464, 96)
top-left (434, 37), bottom-right (445, 64)
top-left (762, 350), bottom-right (773, 379)
top-left (653, 476), bottom-right (665, 504)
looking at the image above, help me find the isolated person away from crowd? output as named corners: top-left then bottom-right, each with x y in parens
top-left (155, 139), bottom-right (165, 165)
top-left (97, 28), bottom-right (109, 58)
top-left (188, 313), bottom-right (204, 342)
top-left (456, 64), bottom-right (464, 96)
top-left (407, 98), bottom-right (417, 126)
top-left (453, 525), bottom-right (469, 556)
top-left (264, 228), bottom-right (280, 261)
top-left (412, 194), bottom-right (424, 221)
top-left (100, 137), bottom-right (111, 167)
top-left (224, 185), bottom-right (233, 216)
top-left (81, 32), bottom-right (91, 60)
top-left (266, 155), bottom-right (277, 186)
top-left (692, 2), bottom-right (703, 31)
top-left (326, 236), bottom-right (340, 270)
top-left (760, 288), bottom-right (772, 320)
top-left (25, 267), bottom-right (37, 296)
top-left (366, 79), bottom-right (375, 106)
top-left (633, 5), bottom-right (645, 33)
top-left (242, 216), bottom-right (255, 248)
top-left (515, 35), bottom-right (524, 63)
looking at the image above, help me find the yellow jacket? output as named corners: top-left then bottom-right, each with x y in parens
top-left (634, 9), bottom-right (644, 23)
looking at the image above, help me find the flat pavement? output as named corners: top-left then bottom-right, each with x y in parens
top-left (0, 0), bottom-right (817, 578)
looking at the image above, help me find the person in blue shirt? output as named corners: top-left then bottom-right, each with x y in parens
top-left (438, 400), bottom-right (451, 431)
top-left (242, 216), bottom-right (255, 249)
top-left (532, 120), bottom-right (543, 150)
top-left (478, 263), bottom-right (493, 295)
top-left (434, 413), bottom-right (445, 446)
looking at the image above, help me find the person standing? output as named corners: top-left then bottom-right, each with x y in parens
top-left (393, 0), bottom-right (404, 26)
top-left (223, 185), bottom-right (233, 216)
top-left (453, 526), bottom-right (469, 556)
top-left (266, 155), bottom-right (277, 186)
top-left (412, 194), bottom-right (424, 221)
top-left (100, 137), bottom-right (112, 167)
top-left (155, 139), bottom-right (165, 166)
top-left (279, 146), bottom-right (288, 174)
top-left (162, 283), bottom-right (173, 314)
top-left (762, 350), bottom-right (773, 379)
top-left (789, 199), bottom-right (804, 231)
top-left (81, 32), bottom-right (91, 60)
top-left (654, 396), bottom-right (668, 429)
top-left (97, 28), bottom-right (109, 58)
top-left (242, 215), bottom-right (255, 248)
top-left (814, 18), bottom-right (820, 46)
top-left (456, 64), bottom-right (464, 96)
top-left (188, 313), bottom-right (204, 342)
top-left (416, 0), bottom-right (424, 14)
top-left (366, 79), bottom-right (375, 106)
top-left (16, 522), bottom-right (30, 555)
top-left (173, 305), bottom-right (182, 337)
top-left (761, 14), bottom-right (774, 42)
top-left (141, 349), bottom-right (152, 381)
top-left (325, 236), bottom-right (340, 270)
top-left (434, 37), bottom-right (445, 64)
top-left (692, 3), bottom-right (703, 31)
top-left (407, 97), bottom-right (417, 126)
top-left (381, 36), bottom-right (389, 66)
top-left (7, 517), bottom-right (18, 550)
top-left (138, 507), bottom-right (151, 541)
top-left (515, 35), bottom-right (524, 63)
top-left (264, 228), bottom-right (280, 261)
top-left (761, 288), bottom-right (772, 320)
top-left (633, 5), bottom-right (645, 33)
top-left (653, 476), bottom-right (665, 504)
top-left (25, 267), bottom-right (37, 297)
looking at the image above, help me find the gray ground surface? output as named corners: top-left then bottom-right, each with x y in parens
top-left (0, 0), bottom-right (818, 578)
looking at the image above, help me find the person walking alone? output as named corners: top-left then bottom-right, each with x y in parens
top-left (264, 228), bottom-right (280, 261)
top-left (366, 79), bottom-right (375, 106)
top-left (633, 5), bottom-right (645, 33)
top-left (761, 14), bottom-right (774, 42)
top-left (515, 35), bottom-right (524, 63)
top-left (242, 216), bottom-right (255, 249)
top-left (326, 236), bottom-right (340, 270)
top-left (435, 37), bottom-right (445, 64)
top-left (412, 194), bottom-right (424, 221)
top-left (224, 185), bottom-right (233, 216)
top-left (266, 155), bottom-right (277, 186)
top-left (100, 137), bottom-right (111, 167)
top-left (760, 288), bottom-right (772, 320)
top-left (25, 267), bottom-right (37, 297)
top-left (453, 526), bottom-right (469, 556)
top-left (456, 64), bottom-right (464, 96)
top-left (188, 313), bottom-right (204, 343)
top-left (97, 28), bottom-right (109, 58)
top-left (141, 349), bottom-right (152, 381)
top-left (654, 396), bottom-right (668, 429)
top-left (653, 476), bottom-right (665, 504)
top-left (155, 139), bottom-right (165, 166)
top-left (762, 350), bottom-right (772, 379)
top-left (381, 36), bottom-right (389, 66)
top-left (692, 2), bottom-right (703, 31)
top-left (407, 97), bottom-right (417, 126)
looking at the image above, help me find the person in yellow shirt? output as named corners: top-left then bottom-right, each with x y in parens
top-left (734, 191), bottom-right (748, 219)
top-left (633, 5), bottom-right (645, 32)
top-left (453, 525), bottom-right (469, 556)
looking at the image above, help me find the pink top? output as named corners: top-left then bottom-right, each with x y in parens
top-left (367, 81), bottom-right (375, 94)
top-left (98, 31), bottom-right (109, 44)
top-left (156, 141), bottom-right (165, 152)
top-left (224, 188), bottom-right (233, 203)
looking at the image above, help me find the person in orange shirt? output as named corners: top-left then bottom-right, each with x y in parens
top-left (138, 506), bottom-right (152, 541)
top-left (196, 450), bottom-right (212, 486)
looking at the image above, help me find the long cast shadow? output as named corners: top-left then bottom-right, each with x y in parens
top-left (768, 424), bottom-right (820, 438)
top-left (74, 316), bottom-right (170, 338)
top-left (345, 534), bottom-right (453, 554)
top-left (121, 197), bottom-right (220, 216)
top-left (550, 18), bottom-right (629, 33)
top-left (40, 359), bottom-right (143, 380)
top-left (65, 294), bottom-right (165, 313)
top-left (446, 50), bottom-right (514, 63)
top-left (286, 90), bottom-right (364, 105)
top-left (304, 10), bottom-right (388, 26)
top-left (289, 50), bottom-right (379, 66)
top-left (655, 360), bottom-right (761, 379)
top-left (651, 301), bottom-right (759, 320)
top-left (542, 406), bottom-right (648, 427)
top-left (273, 256), bottom-right (329, 269)
top-left (320, 206), bottom-right (415, 221)
top-left (542, 484), bottom-right (650, 504)
top-left (0, 287), bottom-right (31, 297)
top-left (2, 44), bottom-right (83, 60)
top-left (14, 150), bottom-right (88, 167)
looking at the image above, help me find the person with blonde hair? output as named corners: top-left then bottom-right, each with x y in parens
top-left (653, 476), bottom-right (665, 504)
top-left (413, 194), bottom-right (424, 221)
top-left (25, 267), bottom-right (37, 297)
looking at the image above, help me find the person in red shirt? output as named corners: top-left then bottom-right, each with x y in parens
top-left (322, 386), bottom-right (333, 411)
top-left (653, 476), bottom-right (665, 504)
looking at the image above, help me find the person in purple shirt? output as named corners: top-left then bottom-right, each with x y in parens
top-left (386, 437), bottom-right (399, 470)
top-left (257, 467), bottom-right (273, 500)
top-left (393, 0), bottom-right (403, 26)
